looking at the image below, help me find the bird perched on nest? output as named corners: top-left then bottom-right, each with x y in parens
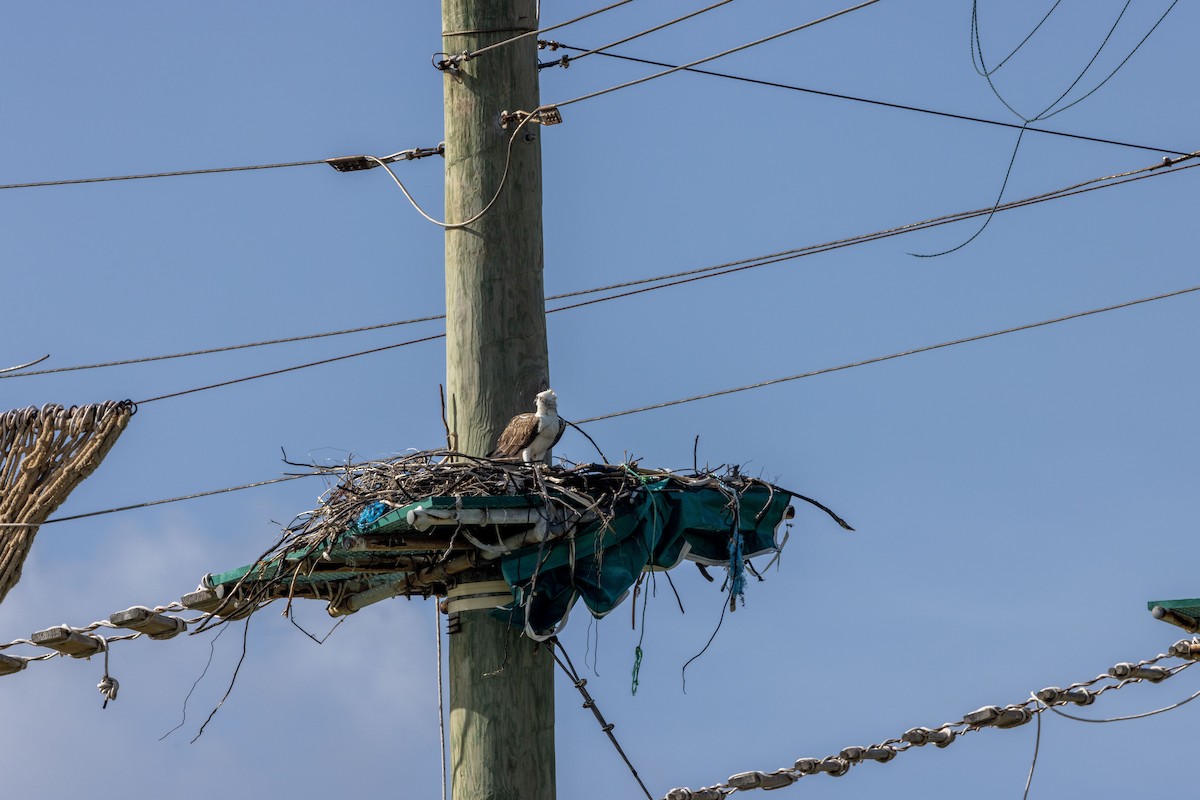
top-left (492, 388), bottom-right (566, 464)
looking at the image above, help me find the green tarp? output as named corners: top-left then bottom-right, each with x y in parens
top-left (496, 480), bottom-right (791, 637)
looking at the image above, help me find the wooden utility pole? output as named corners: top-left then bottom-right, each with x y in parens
top-left (441, 0), bottom-right (554, 799)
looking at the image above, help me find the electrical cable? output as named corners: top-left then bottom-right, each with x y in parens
top-left (1026, 0), bottom-right (1131, 121)
top-left (548, 0), bottom-right (886, 109)
top-left (0, 159), bottom-right (327, 191)
top-left (454, 0), bottom-right (639, 60)
top-left (550, 0), bottom-right (739, 66)
top-left (971, 0), bottom-right (1177, 124)
top-left (973, 0), bottom-right (1110, 123)
top-left (572, 283), bottom-right (1200, 425)
top-left (925, 0), bottom-right (1177, 256)
top-left (1038, 669), bottom-right (1200, 723)
top-left (0, 314), bottom-right (446, 379)
top-left (10, 152), bottom-right (1193, 394)
top-left (911, 124), bottom-right (1025, 258)
top-left (135, 331), bottom-right (448, 405)
top-left (24, 281), bottom-right (1200, 527)
top-left (0, 473), bottom-right (319, 527)
top-left (549, 638), bottom-right (654, 800)
top-left (364, 113), bottom-right (533, 228)
top-left (1035, 0), bottom-right (1179, 121)
top-left (1022, 707), bottom-right (1041, 800)
top-left (1, 145), bottom-right (443, 196)
top-left (971, 0), bottom-right (1063, 77)
top-left (537, 43), bottom-right (1190, 157)
top-left (666, 643), bottom-right (1198, 797)
top-left (543, 154), bottom-right (1199, 310)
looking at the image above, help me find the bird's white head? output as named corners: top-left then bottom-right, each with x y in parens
top-left (535, 388), bottom-right (558, 413)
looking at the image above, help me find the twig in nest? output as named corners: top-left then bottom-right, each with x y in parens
top-left (289, 612), bottom-right (345, 644)
top-left (774, 484), bottom-right (855, 531)
top-left (159, 623), bottom-right (229, 741)
top-left (190, 615), bottom-right (252, 744)
top-left (192, 530), bottom-right (286, 634)
top-left (562, 418), bottom-right (608, 464)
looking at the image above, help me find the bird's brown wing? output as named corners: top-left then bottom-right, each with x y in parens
top-left (491, 413), bottom-right (538, 457)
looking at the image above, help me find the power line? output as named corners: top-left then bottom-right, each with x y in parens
top-left (665, 642), bottom-right (1200, 798)
top-left (0, 473), bottom-right (319, 527)
top-left (0, 314), bottom-right (446, 379)
top-left (1035, 0), bottom-right (1179, 121)
top-left (0, 601), bottom-right (198, 665)
top-left (548, 0), bottom-right (886, 109)
top-left (550, 638), bottom-right (654, 800)
top-left (925, 0), bottom-right (1178, 257)
top-left (26, 280), bottom-right (1200, 526)
top-left (0, 145), bottom-right (443, 193)
top-left (9, 151), bottom-right (1195, 391)
top-left (548, 0), bottom-right (739, 66)
top-left (135, 331), bottom-right (448, 405)
top-left (365, 119), bottom-right (533, 228)
top-left (0, 159), bottom-right (325, 191)
top-left (447, 0), bottom-right (639, 62)
top-left (574, 283), bottom-right (1200, 425)
top-left (536, 42), bottom-right (1190, 157)
top-left (972, 0), bottom-right (1178, 124)
top-left (4, 571), bottom-right (1198, 800)
top-left (548, 153), bottom-right (1200, 310)
top-left (8, 153), bottom-right (1192, 526)
top-left (1039, 681), bottom-right (1200, 723)
top-left (910, 122), bottom-right (1027, 258)
top-left (971, 0), bottom-right (1063, 77)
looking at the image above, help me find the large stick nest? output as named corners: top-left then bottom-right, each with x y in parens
top-left (194, 450), bottom-right (850, 626)
top-left (279, 449), bottom-right (800, 558)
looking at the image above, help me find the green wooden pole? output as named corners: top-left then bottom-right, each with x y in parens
top-left (441, 1), bottom-right (554, 799)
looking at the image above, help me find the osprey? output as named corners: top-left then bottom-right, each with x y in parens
top-left (492, 389), bottom-right (566, 464)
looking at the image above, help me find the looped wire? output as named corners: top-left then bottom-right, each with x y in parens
top-left (97, 641), bottom-right (119, 709)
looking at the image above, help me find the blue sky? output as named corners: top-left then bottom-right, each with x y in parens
top-left (2, 2), bottom-right (1198, 798)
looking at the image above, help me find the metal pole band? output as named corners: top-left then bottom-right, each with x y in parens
top-left (446, 580), bottom-right (513, 613)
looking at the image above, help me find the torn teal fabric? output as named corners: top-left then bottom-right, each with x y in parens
top-left (495, 480), bottom-right (791, 637)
